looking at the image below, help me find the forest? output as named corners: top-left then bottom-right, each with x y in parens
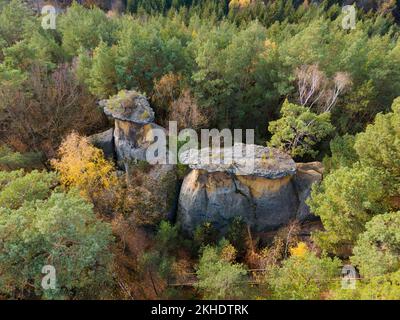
top-left (0, 0), bottom-right (400, 300)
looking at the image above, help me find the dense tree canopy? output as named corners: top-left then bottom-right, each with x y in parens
top-left (0, 0), bottom-right (400, 301)
top-left (0, 170), bottom-right (114, 299)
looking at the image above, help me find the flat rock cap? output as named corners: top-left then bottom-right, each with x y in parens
top-left (179, 143), bottom-right (296, 179)
top-left (99, 90), bottom-right (155, 124)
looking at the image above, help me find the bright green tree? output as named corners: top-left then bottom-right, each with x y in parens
top-left (354, 97), bottom-right (400, 195)
top-left (0, 190), bottom-right (114, 299)
top-left (351, 211), bottom-right (400, 278)
top-left (323, 134), bottom-right (358, 173)
top-left (267, 244), bottom-right (341, 300)
top-left (87, 41), bottom-right (118, 98)
top-left (0, 170), bottom-right (57, 210)
top-left (308, 165), bottom-right (387, 253)
top-left (196, 241), bottom-right (248, 299)
top-left (332, 269), bottom-right (400, 300)
top-left (58, 3), bottom-right (116, 57)
top-left (268, 99), bottom-right (334, 158)
top-left (0, 0), bottom-right (34, 49)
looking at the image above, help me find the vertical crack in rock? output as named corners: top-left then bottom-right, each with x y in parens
top-left (229, 172), bottom-right (257, 221)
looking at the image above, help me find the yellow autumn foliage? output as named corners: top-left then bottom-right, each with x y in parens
top-left (220, 243), bottom-right (237, 263)
top-left (52, 132), bottom-right (117, 201)
top-left (290, 242), bottom-right (308, 258)
top-left (229, 0), bottom-right (251, 9)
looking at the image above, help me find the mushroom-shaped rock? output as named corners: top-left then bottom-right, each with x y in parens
top-left (99, 90), bottom-right (161, 163)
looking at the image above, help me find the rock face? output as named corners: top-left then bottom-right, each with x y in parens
top-left (99, 90), bottom-right (162, 163)
top-left (178, 146), bottom-right (322, 234)
top-left (293, 162), bottom-right (324, 221)
top-left (88, 128), bottom-right (114, 159)
top-left (179, 144), bottom-right (296, 179)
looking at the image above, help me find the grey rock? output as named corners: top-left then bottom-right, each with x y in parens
top-left (88, 128), bottom-right (115, 159)
top-left (178, 168), bottom-right (299, 233)
top-left (293, 162), bottom-right (323, 221)
top-left (180, 144), bottom-right (296, 179)
top-left (113, 120), bottom-right (167, 163)
top-left (178, 155), bottom-right (323, 234)
top-left (99, 90), bottom-right (155, 124)
top-left (98, 90), bottom-right (164, 164)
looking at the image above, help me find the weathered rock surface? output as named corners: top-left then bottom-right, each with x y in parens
top-left (98, 90), bottom-right (161, 163)
top-left (178, 146), bottom-right (323, 233)
top-left (88, 128), bottom-right (114, 159)
top-left (114, 120), bottom-right (167, 162)
top-left (293, 162), bottom-right (324, 221)
top-left (92, 91), bottom-right (323, 234)
top-left (179, 144), bottom-right (296, 179)
top-left (99, 90), bottom-right (155, 124)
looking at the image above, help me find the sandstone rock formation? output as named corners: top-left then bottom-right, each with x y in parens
top-left (91, 90), bottom-right (322, 234)
top-left (293, 162), bottom-right (324, 221)
top-left (179, 144), bottom-right (296, 178)
top-left (178, 147), bottom-right (322, 234)
top-left (98, 90), bottom-right (164, 164)
top-left (88, 128), bottom-right (114, 159)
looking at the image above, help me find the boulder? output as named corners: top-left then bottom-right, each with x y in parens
top-left (178, 169), bottom-right (299, 233)
top-left (94, 90), bottom-right (323, 233)
top-left (178, 145), bottom-right (323, 234)
top-left (88, 128), bottom-right (115, 159)
top-left (114, 120), bottom-right (167, 162)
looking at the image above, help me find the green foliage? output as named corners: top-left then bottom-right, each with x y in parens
top-left (351, 212), bottom-right (400, 278)
top-left (331, 270), bottom-right (400, 300)
top-left (196, 242), bottom-right (248, 299)
top-left (194, 222), bottom-right (219, 248)
top-left (0, 190), bottom-right (114, 299)
top-left (1, 0), bottom-right (400, 301)
top-left (0, 170), bottom-right (57, 210)
top-left (58, 3), bottom-right (117, 57)
top-left (86, 41), bottom-right (118, 98)
top-left (267, 249), bottom-right (341, 300)
top-left (323, 134), bottom-right (358, 173)
top-left (268, 99), bottom-right (334, 158)
top-left (0, 169), bottom-right (24, 189)
top-left (310, 97), bottom-right (400, 254)
top-left (191, 20), bottom-right (290, 136)
top-left (0, 0), bottom-right (34, 49)
top-left (155, 221), bottom-right (180, 253)
top-left (0, 146), bottom-right (43, 170)
top-left (138, 221), bottom-right (181, 295)
top-left (225, 217), bottom-right (247, 255)
top-left (0, 1), bottom-right (63, 72)
top-left (115, 16), bottom-right (189, 95)
top-left (354, 98), bottom-right (400, 195)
